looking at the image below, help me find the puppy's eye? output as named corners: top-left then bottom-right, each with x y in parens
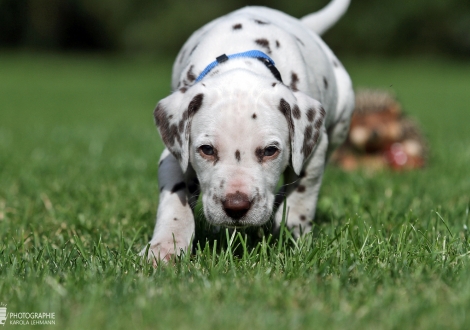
top-left (264, 146), bottom-right (279, 157)
top-left (199, 145), bottom-right (214, 156)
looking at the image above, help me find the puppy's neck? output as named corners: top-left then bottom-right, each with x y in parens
top-left (201, 57), bottom-right (280, 83)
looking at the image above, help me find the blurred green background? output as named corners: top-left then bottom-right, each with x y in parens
top-left (1, 0), bottom-right (470, 58)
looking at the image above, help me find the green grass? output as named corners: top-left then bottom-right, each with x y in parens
top-left (1, 53), bottom-right (469, 329)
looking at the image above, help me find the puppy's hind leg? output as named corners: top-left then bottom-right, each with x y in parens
top-left (142, 148), bottom-right (196, 264)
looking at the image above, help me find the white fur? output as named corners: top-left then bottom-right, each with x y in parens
top-left (143, 1), bottom-right (355, 262)
top-left (300, 0), bottom-right (351, 35)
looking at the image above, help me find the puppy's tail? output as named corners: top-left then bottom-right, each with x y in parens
top-left (300, 0), bottom-right (350, 35)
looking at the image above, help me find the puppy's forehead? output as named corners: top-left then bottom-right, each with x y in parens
top-left (191, 85), bottom-right (289, 140)
top-left (204, 73), bottom-right (291, 109)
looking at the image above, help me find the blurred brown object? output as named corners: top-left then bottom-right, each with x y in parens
top-left (330, 89), bottom-right (428, 171)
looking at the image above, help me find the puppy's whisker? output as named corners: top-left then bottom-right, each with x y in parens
top-left (281, 178), bottom-right (300, 188)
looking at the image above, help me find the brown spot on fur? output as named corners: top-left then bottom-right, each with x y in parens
top-left (300, 215), bottom-right (306, 221)
top-left (306, 108), bottom-right (316, 122)
top-left (154, 103), bottom-right (175, 147)
top-left (313, 130), bottom-right (320, 144)
top-left (292, 105), bottom-right (301, 120)
top-left (188, 94), bottom-right (204, 115)
top-left (179, 87), bottom-right (188, 93)
top-left (220, 180), bottom-right (225, 189)
top-left (187, 65), bottom-right (196, 82)
top-left (153, 103), bottom-right (165, 127)
top-left (295, 37), bottom-right (304, 46)
top-left (252, 113), bottom-right (257, 119)
top-left (304, 125), bottom-right (313, 142)
top-left (189, 44), bottom-right (198, 56)
top-left (178, 118), bottom-right (185, 134)
top-left (323, 76), bottom-right (329, 89)
top-left (319, 106), bottom-right (326, 118)
top-left (299, 170), bottom-right (307, 178)
top-left (213, 150), bottom-right (220, 165)
top-left (278, 99), bottom-right (294, 141)
top-left (154, 103), bottom-right (183, 148)
top-left (272, 82), bottom-right (277, 87)
top-left (255, 38), bottom-right (271, 54)
top-left (254, 19), bottom-right (269, 25)
top-left (297, 185), bottom-right (306, 193)
top-left (290, 72), bottom-right (299, 91)
top-left (276, 40), bottom-right (280, 48)
top-left (315, 118), bottom-right (323, 130)
top-left (182, 109), bottom-right (189, 121)
top-left (233, 23), bottom-right (242, 30)
top-left (301, 125), bottom-right (315, 156)
top-left (255, 147), bottom-right (264, 163)
top-left (172, 124), bottom-right (182, 146)
top-left (235, 150), bottom-right (241, 162)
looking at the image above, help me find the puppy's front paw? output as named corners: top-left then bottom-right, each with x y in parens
top-left (141, 238), bottom-right (190, 266)
top-left (274, 208), bottom-right (313, 239)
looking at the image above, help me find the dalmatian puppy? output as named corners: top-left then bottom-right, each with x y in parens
top-left (144, 0), bottom-right (354, 262)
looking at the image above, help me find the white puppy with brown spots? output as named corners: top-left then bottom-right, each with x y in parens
top-left (144, 0), bottom-right (354, 262)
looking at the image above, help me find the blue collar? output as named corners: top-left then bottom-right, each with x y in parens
top-left (195, 50), bottom-right (283, 83)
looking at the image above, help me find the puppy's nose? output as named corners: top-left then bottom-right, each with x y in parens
top-left (223, 191), bottom-right (251, 220)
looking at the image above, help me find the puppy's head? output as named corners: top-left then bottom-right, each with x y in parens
top-left (154, 71), bottom-right (325, 227)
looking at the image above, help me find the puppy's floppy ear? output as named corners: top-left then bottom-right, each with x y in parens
top-left (153, 85), bottom-right (206, 172)
top-left (277, 90), bottom-right (326, 175)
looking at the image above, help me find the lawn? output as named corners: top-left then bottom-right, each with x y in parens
top-left (0, 53), bottom-right (469, 329)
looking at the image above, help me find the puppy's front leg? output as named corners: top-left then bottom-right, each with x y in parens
top-left (274, 130), bottom-right (329, 237)
top-left (143, 148), bottom-right (196, 264)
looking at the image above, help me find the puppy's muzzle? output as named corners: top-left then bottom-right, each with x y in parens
top-left (222, 191), bottom-right (251, 220)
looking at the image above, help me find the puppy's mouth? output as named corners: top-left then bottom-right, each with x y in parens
top-left (205, 203), bottom-right (272, 228)
top-left (204, 212), bottom-right (252, 227)
top-left (224, 222), bottom-right (250, 228)
top-left (219, 207), bottom-right (253, 228)
top-left (216, 215), bottom-right (270, 228)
